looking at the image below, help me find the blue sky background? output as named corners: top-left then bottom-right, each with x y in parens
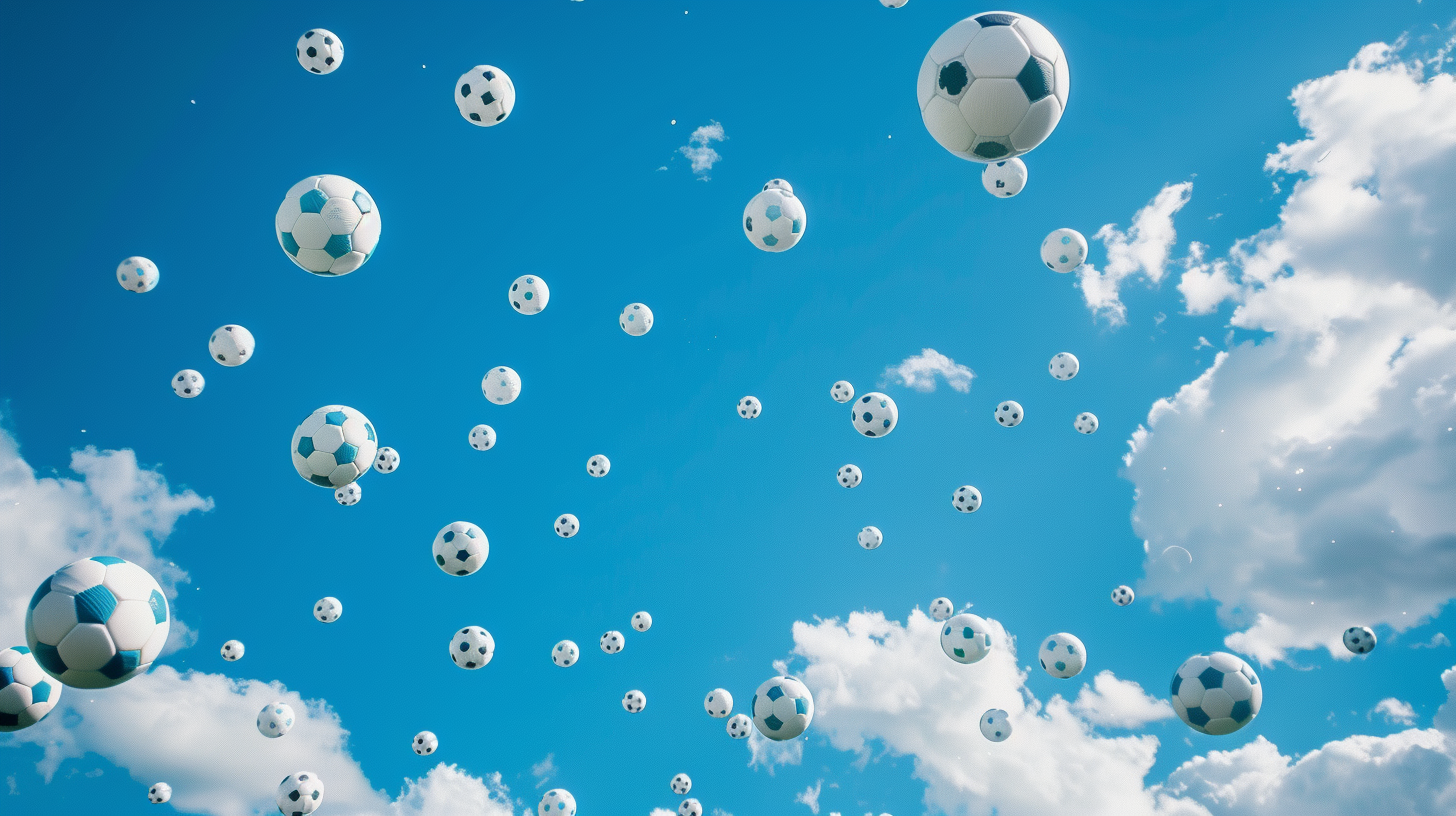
top-left (2, 1), bottom-right (1455, 814)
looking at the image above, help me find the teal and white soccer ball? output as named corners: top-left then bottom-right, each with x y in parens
top-left (539, 789), bottom-right (576, 816)
top-left (980, 708), bottom-right (1011, 741)
top-left (929, 597), bottom-right (954, 621)
top-left (469, 424), bottom-right (496, 451)
top-left (982, 158), bottom-right (1027, 197)
top-left (291, 405), bottom-right (378, 488)
top-left (116, 256), bottom-right (158, 293)
top-left (940, 613), bottom-right (992, 664)
top-left (275, 175), bottom-right (380, 276)
top-left (171, 369), bottom-right (204, 398)
top-left (25, 556), bottom-right (169, 689)
top-left (552, 640), bottom-right (579, 667)
top-left (1074, 412), bottom-right (1098, 434)
top-left (509, 274), bottom-right (549, 314)
top-left (953, 485), bottom-right (982, 513)
top-left (1038, 632), bottom-right (1086, 678)
top-left (482, 366), bottom-right (522, 404)
top-left (455, 65), bottom-right (516, 126)
top-left (148, 782), bottom-right (171, 804)
top-left (1049, 351), bottom-right (1079, 380)
top-left (1041, 228), bottom-right (1087, 272)
top-left (852, 392), bottom-right (899, 438)
top-left (221, 639), bottom-right (244, 661)
top-left (1344, 626), bottom-right (1377, 654)
top-left (334, 482), bottom-right (361, 506)
top-left (622, 689), bottom-right (646, 712)
top-left (277, 771), bottom-right (324, 815)
top-left (918, 11), bottom-right (1069, 162)
top-left (412, 730), bottom-right (438, 755)
top-left (679, 799), bottom-right (702, 816)
top-left (620, 303), bottom-right (653, 336)
top-left (1171, 652), bottom-right (1262, 735)
top-left (257, 701), bottom-right (295, 738)
top-left (433, 521), bottom-right (488, 576)
top-left (313, 597), bottom-right (342, 623)
top-left (450, 626), bottom-right (494, 669)
top-left (296, 30), bottom-right (342, 74)
top-left (726, 712), bottom-right (751, 738)
top-left (0, 646), bottom-right (62, 731)
top-left (743, 184), bottom-right (807, 252)
top-left (752, 675), bottom-right (814, 740)
top-left (704, 688), bottom-right (732, 718)
top-left (209, 324), bottom-right (255, 367)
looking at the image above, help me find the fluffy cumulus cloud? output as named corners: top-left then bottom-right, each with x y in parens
top-left (679, 120), bottom-right (726, 178)
top-left (1071, 671), bottom-right (1176, 729)
top-left (1077, 182), bottom-right (1193, 325)
top-left (880, 349), bottom-right (975, 393)
top-left (1373, 698), bottom-right (1418, 726)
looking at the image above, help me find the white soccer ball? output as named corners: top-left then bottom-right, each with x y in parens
top-left (277, 771), bottom-right (324, 815)
top-left (0, 646), bottom-right (62, 732)
top-left (24, 556), bottom-right (170, 689)
top-left (837, 464), bottom-right (862, 488)
top-left (1074, 412), bottom-right (1099, 434)
top-left (291, 405), bottom-right (378, 488)
top-left (208, 324), bottom-right (255, 367)
top-left (149, 782), bottom-right (172, 804)
top-left (620, 303), bottom-right (653, 336)
top-left (679, 799), bottom-right (702, 816)
top-left (671, 773), bottom-right (692, 795)
top-left (763, 178), bottom-right (794, 193)
top-left (622, 689), bottom-right (646, 713)
top-left (469, 425), bottom-right (497, 451)
top-left (450, 626), bottom-right (494, 669)
top-left (737, 396), bottom-right (762, 419)
top-left (257, 701), bottom-right (295, 738)
top-left (171, 369), bottom-right (204, 399)
top-left (221, 639), bottom-right (244, 661)
top-left (940, 613), bottom-right (992, 664)
top-left (334, 482), bottom-right (361, 506)
top-left (952, 485), bottom-right (982, 513)
top-left (631, 611), bottom-right (652, 632)
top-left (1038, 632), bottom-right (1086, 678)
top-left (373, 447), bottom-right (399, 473)
top-left (1041, 228), bottom-right (1087, 272)
top-left (858, 525), bottom-right (883, 550)
top-left (752, 675), bottom-right (814, 740)
top-left (1111, 585), bottom-right (1134, 606)
top-left (454, 65), bottom-right (515, 126)
top-left (552, 640), bottom-right (579, 667)
top-left (600, 630), bottom-right (624, 654)
top-left (981, 158), bottom-right (1027, 197)
top-left (275, 175), bottom-right (380, 276)
top-left (995, 400), bottom-right (1023, 427)
top-left (831, 381), bottom-right (854, 403)
top-left (1171, 652), bottom-right (1262, 735)
top-left (587, 455), bottom-right (611, 477)
top-left (929, 597), bottom-right (954, 621)
top-left (918, 11), bottom-right (1069, 162)
top-left (313, 597), bottom-right (342, 623)
top-left (555, 513), bottom-right (579, 538)
top-left (704, 687), bottom-right (733, 718)
top-left (116, 257), bottom-right (159, 293)
top-left (726, 713), bottom-right (752, 739)
top-left (509, 274), bottom-right (549, 314)
top-left (851, 392), bottom-right (899, 437)
top-left (482, 366), bottom-right (522, 404)
top-left (1344, 626), bottom-right (1377, 655)
top-left (980, 708), bottom-right (1011, 742)
top-left (433, 521), bottom-right (488, 577)
top-left (1049, 351), bottom-right (1079, 380)
top-left (412, 730), bottom-right (438, 755)
top-left (296, 29), bottom-right (342, 74)
top-left (881, 0), bottom-right (910, 7)
top-left (743, 184), bottom-right (807, 252)
top-left (539, 789), bottom-right (577, 816)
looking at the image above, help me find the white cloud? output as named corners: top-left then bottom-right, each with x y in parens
top-left (1373, 698), bottom-right (1417, 726)
top-left (747, 722), bottom-right (803, 773)
top-left (391, 765), bottom-right (515, 816)
top-left (1071, 671), bottom-right (1176, 729)
top-left (530, 753), bottom-right (555, 788)
top-left (795, 779), bottom-right (823, 814)
top-left (1077, 182), bottom-right (1193, 325)
top-left (1177, 243), bottom-right (1241, 316)
top-left (1413, 633), bottom-right (1451, 649)
top-left (679, 121), bottom-right (725, 177)
top-left (880, 349), bottom-right (975, 393)
top-left (649, 810), bottom-right (675, 816)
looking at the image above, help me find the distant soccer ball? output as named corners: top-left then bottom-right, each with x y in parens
top-left (940, 613), bottom-right (992, 664)
top-left (555, 513), bottom-right (579, 538)
top-left (450, 626), bottom-right (494, 669)
top-left (277, 771), bottom-right (324, 816)
top-left (995, 400), bottom-right (1024, 427)
top-left (552, 640), bottom-right (579, 667)
top-left (149, 782), bottom-right (172, 804)
top-left (1038, 633), bottom-right (1086, 678)
top-left (982, 158), bottom-right (1027, 197)
top-left (743, 184), bottom-right (807, 252)
top-left (374, 447), bottom-right (399, 473)
top-left (313, 597), bottom-right (342, 623)
top-left (752, 675), bottom-right (814, 740)
top-left (763, 178), bottom-right (794, 193)
top-left (858, 525), bottom-right (883, 550)
top-left (831, 381), bottom-right (854, 403)
top-left (171, 370), bottom-right (204, 399)
top-left (1111, 585), bottom-right (1134, 606)
top-left (918, 11), bottom-right (1069, 161)
top-left (737, 396), bottom-right (762, 419)
top-left (433, 521), bottom-right (488, 576)
top-left (291, 405), bottom-right (378, 488)
top-left (1074, 412), bottom-right (1098, 434)
top-left (221, 639), bottom-right (244, 661)
top-left (539, 789), bottom-right (577, 816)
top-left (587, 455), bottom-right (611, 477)
top-left (296, 29), bottom-right (342, 74)
top-left (412, 730), bottom-right (438, 755)
top-left (469, 425), bottom-right (497, 451)
top-left (482, 366), bottom-right (522, 404)
top-left (1171, 652), bottom-right (1262, 735)
top-left (334, 482), bottom-right (361, 506)
top-left (1049, 352), bottom-right (1079, 380)
top-left (622, 689), bottom-right (646, 713)
top-left (980, 708), bottom-right (1011, 742)
top-left (929, 597), bottom-right (955, 621)
top-left (726, 713), bottom-right (752, 739)
top-left (24, 556), bottom-right (169, 689)
top-left (508, 275), bottom-right (549, 314)
top-left (837, 464), bottom-right (862, 487)
top-left (704, 687), bottom-right (733, 718)
top-left (600, 631), bottom-right (624, 654)
top-left (632, 611), bottom-right (652, 632)
top-left (275, 175), bottom-right (380, 276)
top-left (209, 325), bottom-right (255, 367)
top-left (952, 485), bottom-right (982, 513)
top-left (257, 701), bottom-right (295, 738)
top-left (852, 392), bottom-right (899, 437)
top-left (1041, 228), bottom-right (1087, 272)
top-left (671, 773), bottom-right (692, 795)
top-left (116, 257), bottom-right (159, 293)
top-left (1344, 626), bottom-right (1377, 655)
top-left (679, 799), bottom-right (702, 816)
top-left (0, 646), bottom-right (62, 732)
top-left (881, 0), bottom-right (909, 7)
top-left (620, 303), bottom-right (653, 336)
top-left (454, 65), bottom-right (515, 126)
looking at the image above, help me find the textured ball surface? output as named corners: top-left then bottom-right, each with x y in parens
top-left (296, 29), bottom-right (342, 74)
top-left (24, 556), bottom-right (170, 689)
top-left (1171, 651), bottom-right (1262, 735)
top-left (1344, 626), bottom-right (1377, 654)
top-left (940, 613), bottom-right (992, 664)
top-left (482, 366), bottom-right (522, 405)
top-left (313, 597), bottom-right (342, 623)
top-left (373, 447), bottom-right (399, 473)
top-left (1049, 351), bottom-right (1080, 380)
top-left (554, 513), bottom-right (579, 538)
top-left (220, 639), bottom-right (244, 661)
top-left (1074, 412), bottom-right (1099, 434)
top-left (171, 369), bottom-right (204, 399)
top-left (291, 405), bottom-right (378, 488)
top-left (450, 626), bottom-right (494, 669)
top-left (209, 324), bottom-right (254, 367)
top-left (276, 771), bottom-right (324, 815)
top-left (929, 597), bottom-right (955, 621)
top-left (852, 392), bottom-right (899, 437)
top-left (980, 708), bottom-right (1011, 741)
top-left (1038, 632), bottom-right (1087, 678)
top-left (552, 640), bottom-right (579, 667)
top-left (982, 158), bottom-right (1027, 197)
top-left (952, 485), bottom-right (982, 513)
top-left (412, 730), bottom-right (438, 755)
top-left (620, 303), bottom-right (653, 336)
top-left (257, 701), bottom-right (295, 738)
top-left (1111, 585), bottom-right (1135, 606)
top-left (751, 675), bottom-right (814, 740)
top-left (469, 425), bottom-right (496, 451)
top-left (455, 65), bottom-right (516, 126)
top-left (622, 689), bottom-right (646, 712)
top-left (116, 257), bottom-right (159, 293)
top-left (837, 464), bottom-right (862, 488)
top-left (743, 185), bottom-right (807, 252)
top-left (704, 687), bottom-right (733, 718)
top-left (275, 175), bottom-right (379, 276)
top-left (831, 380), bottom-right (855, 403)
top-left (726, 713), bottom-right (752, 738)
top-left (433, 521), bottom-right (488, 576)
top-left (539, 789), bottom-right (577, 816)
top-left (858, 525), bottom-right (883, 550)
top-left (0, 646), bottom-right (62, 731)
top-left (1041, 228), bottom-right (1087, 272)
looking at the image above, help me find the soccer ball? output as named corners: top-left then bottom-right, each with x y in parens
top-left (918, 11), bottom-right (1069, 162)
top-left (1074, 412), bottom-right (1098, 434)
top-left (277, 771), bottom-right (324, 816)
top-left (752, 675), bottom-right (814, 740)
top-left (763, 178), bottom-right (794, 193)
top-left (313, 597), bottom-right (342, 623)
top-left (208, 325), bottom-right (254, 367)
top-left (622, 689), bottom-right (646, 713)
top-left (704, 687), bottom-right (733, 718)
top-left (1111, 585), bottom-right (1134, 606)
top-left (1041, 228), bottom-right (1087, 272)
top-left (374, 447), bottom-right (399, 473)
top-left (982, 158), bottom-right (1027, 197)
top-left (257, 701), bottom-right (295, 738)
top-left (334, 483), bottom-right (361, 506)
top-left (952, 485), bottom-right (982, 513)
top-left (469, 425), bottom-right (496, 451)
top-left (587, 455), bottom-right (610, 477)
top-left (509, 274), bottom-right (549, 314)
top-left (0, 646), bottom-right (62, 732)
top-left (929, 597), bottom-right (954, 621)
top-left (980, 708), bottom-right (1011, 742)
top-left (291, 405), bottom-right (378, 488)
top-left (858, 525), bottom-right (883, 550)
top-left (737, 396), bottom-right (762, 419)
top-left (482, 366), bottom-right (522, 404)
top-left (1038, 633), bottom-right (1086, 678)
top-left (450, 627), bottom-right (494, 669)
top-left (1049, 351), bottom-right (1079, 380)
top-left (148, 783), bottom-right (172, 804)
top-left (671, 773), bottom-right (692, 795)
top-left (1171, 652), bottom-right (1262, 735)
top-left (539, 789), bottom-right (577, 816)
top-left (600, 631), bottom-right (624, 654)
top-left (220, 639), bottom-right (244, 661)
top-left (1344, 626), bottom-right (1377, 654)
top-left (24, 556), bottom-right (169, 689)
top-left (831, 381), bottom-right (854, 403)
top-left (837, 464), bottom-right (862, 488)
top-left (454, 65), bottom-right (516, 126)
top-left (296, 29), bottom-right (342, 74)
top-left (881, 0), bottom-right (909, 7)
top-left (552, 640), bottom-right (579, 667)
top-left (726, 713), bottom-right (752, 739)
top-left (116, 257), bottom-right (158, 292)
top-left (995, 400), bottom-right (1023, 427)
top-left (275, 175), bottom-right (379, 276)
top-left (940, 613), bottom-right (992, 664)
top-left (743, 184), bottom-right (807, 252)
top-left (171, 369), bottom-right (204, 399)
top-left (412, 730), bottom-right (438, 755)
top-left (433, 522), bottom-right (488, 576)
top-left (555, 514), bottom-right (579, 538)
top-left (631, 611), bottom-right (652, 632)
top-left (679, 799), bottom-right (702, 816)
top-left (852, 392), bottom-right (899, 437)
top-left (620, 303), bottom-right (653, 336)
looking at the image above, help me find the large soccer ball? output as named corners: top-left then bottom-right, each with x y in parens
top-left (275, 175), bottom-right (380, 276)
top-left (450, 626), bottom-right (494, 669)
top-left (455, 65), bottom-right (516, 126)
top-left (952, 485), bottom-right (982, 513)
top-left (277, 771), bottom-right (324, 816)
top-left (552, 640), bottom-right (579, 667)
top-left (929, 597), bottom-right (954, 621)
top-left (851, 392), bottom-right (899, 437)
top-left (704, 688), bottom-right (732, 718)
top-left (1038, 632), bottom-right (1086, 678)
top-left (539, 789), bottom-right (577, 816)
top-left (412, 730), bottom-right (438, 755)
top-left (982, 158), bottom-right (1027, 197)
top-left (752, 675), bottom-right (814, 740)
top-left (1171, 652), bottom-right (1262, 735)
top-left (433, 521), bottom-right (488, 576)
top-left (509, 274), bottom-right (549, 314)
top-left (940, 613), bottom-right (992, 664)
top-left (296, 29), bottom-right (342, 74)
top-left (1041, 228), bottom-right (1087, 272)
top-left (620, 303), bottom-right (653, 336)
top-left (622, 689), bottom-right (646, 713)
top-left (171, 370), bottom-right (204, 399)
top-left (258, 701), bottom-right (295, 738)
top-left (149, 782), bottom-right (172, 804)
top-left (671, 773), bottom-right (692, 795)
top-left (918, 11), bottom-right (1069, 161)
top-left (1049, 351), bottom-right (1079, 380)
top-left (0, 646), bottom-right (62, 731)
top-left (209, 324), bottom-right (255, 367)
top-left (482, 366), bottom-right (522, 404)
top-left (116, 257), bottom-right (159, 293)
top-left (24, 556), bottom-right (169, 689)
top-left (1343, 626), bottom-right (1377, 655)
top-left (726, 713), bottom-right (752, 739)
top-left (743, 184), bottom-right (807, 252)
top-left (980, 708), bottom-right (1011, 742)
top-left (291, 405), bottom-right (378, 488)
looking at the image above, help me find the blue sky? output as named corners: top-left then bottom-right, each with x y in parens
top-left (3, 2), bottom-right (1456, 815)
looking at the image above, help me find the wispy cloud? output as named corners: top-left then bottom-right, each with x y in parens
top-left (1077, 181), bottom-right (1194, 326)
top-left (881, 348), bottom-right (974, 393)
top-left (530, 753), bottom-right (556, 788)
top-left (1412, 632), bottom-right (1450, 649)
top-left (1372, 698), bottom-right (1416, 725)
top-left (794, 780), bottom-right (822, 814)
top-left (679, 120), bottom-right (725, 179)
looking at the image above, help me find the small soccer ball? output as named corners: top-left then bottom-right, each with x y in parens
top-left (952, 485), bottom-right (982, 513)
top-left (620, 303), bottom-right (653, 336)
top-left (600, 630), bottom-right (624, 654)
top-left (1041, 228), bottom-right (1087, 272)
top-left (982, 158), bottom-right (1027, 197)
top-left (837, 464), bottom-right (862, 488)
top-left (552, 640), bottom-right (579, 667)
top-left (221, 640), bottom-right (244, 661)
top-left (116, 257), bottom-right (159, 293)
top-left (209, 325), bottom-right (255, 367)
top-left (291, 405), bottom-right (378, 488)
top-left (334, 482), bottom-right (361, 506)
top-left (1039, 633), bottom-right (1086, 679)
top-left (412, 730), bottom-right (438, 755)
top-left (737, 396), bottom-right (762, 419)
top-left (450, 626), bottom-right (494, 669)
top-left (622, 689), bottom-right (646, 713)
top-left (726, 713), bottom-right (752, 739)
top-left (454, 65), bottom-right (515, 126)
top-left (1111, 585), bottom-right (1134, 606)
top-left (296, 29), bottom-right (342, 74)
top-left (678, 799), bottom-right (702, 816)
top-left (433, 521), bottom-right (488, 576)
top-left (482, 366), bottom-right (522, 405)
top-left (631, 611), bottom-right (652, 632)
top-left (555, 513), bottom-right (579, 538)
top-left (671, 773), bottom-right (692, 795)
top-left (275, 174), bottom-right (380, 276)
top-left (704, 687), bottom-right (733, 718)
top-left (277, 771), bottom-right (325, 815)
top-left (313, 597), bottom-right (342, 623)
top-left (881, 0), bottom-right (909, 7)
top-left (1049, 351), bottom-right (1079, 380)
top-left (148, 782), bottom-right (172, 804)
top-left (509, 275), bottom-right (549, 315)
top-left (929, 597), bottom-right (954, 621)
top-left (940, 613), bottom-right (992, 664)
top-left (751, 675), bottom-right (814, 740)
top-left (743, 183), bottom-right (807, 252)
top-left (171, 369), bottom-right (204, 399)
top-left (374, 447), bottom-right (399, 473)
top-left (587, 455), bottom-right (611, 477)
top-left (24, 556), bottom-right (170, 689)
top-left (1074, 412), bottom-right (1099, 435)
top-left (852, 392), bottom-right (899, 437)
top-left (995, 400), bottom-right (1023, 427)
top-left (469, 425), bottom-right (497, 451)
top-left (858, 525), bottom-right (883, 550)
top-left (831, 381), bottom-right (854, 403)
top-left (0, 646), bottom-right (62, 732)
top-left (763, 178), bottom-right (794, 193)
top-left (1344, 626), bottom-right (1377, 655)
top-left (980, 709), bottom-right (1011, 742)
top-left (539, 789), bottom-right (577, 816)
top-left (1171, 652), bottom-right (1262, 735)
top-left (257, 701), bottom-right (295, 738)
